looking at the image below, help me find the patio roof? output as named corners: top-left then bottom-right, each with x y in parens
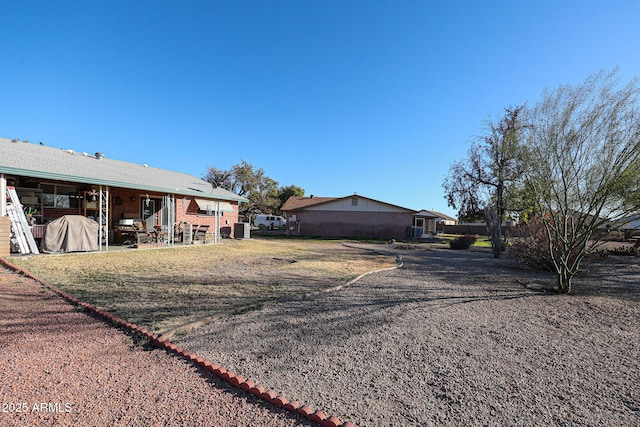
top-left (0, 137), bottom-right (247, 202)
top-left (415, 209), bottom-right (457, 222)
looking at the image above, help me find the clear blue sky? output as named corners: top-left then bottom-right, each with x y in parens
top-left (2, 1), bottom-right (639, 218)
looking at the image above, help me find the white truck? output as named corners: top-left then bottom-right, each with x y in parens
top-left (253, 214), bottom-right (286, 228)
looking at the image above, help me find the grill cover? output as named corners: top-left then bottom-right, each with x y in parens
top-left (41, 215), bottom-right (99, 253)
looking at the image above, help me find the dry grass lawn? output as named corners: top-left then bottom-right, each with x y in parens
top-left (9, 239), bottom-right (396, 334)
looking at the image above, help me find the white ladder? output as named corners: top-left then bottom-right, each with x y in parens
top-left (6, 186), bottom-right (40, 255)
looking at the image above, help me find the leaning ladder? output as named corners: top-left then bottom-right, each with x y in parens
top-left (6, 186), bottom-right (40, 254)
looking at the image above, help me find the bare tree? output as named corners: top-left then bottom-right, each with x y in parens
top-left (204, 166), bottom-right (234, 190)
top-left (444, 106), bottom-right (526, 257)
top-left (523, 69), bottom-right (640, 293)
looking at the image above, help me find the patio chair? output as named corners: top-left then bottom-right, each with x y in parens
top-left (117, 220), bottom-right (154, 245)
top-left (193, 224), bottom-right (210, 241)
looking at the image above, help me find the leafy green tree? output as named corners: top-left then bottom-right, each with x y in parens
top-left (251, 175), bottom-right (280, 215)
top-left (204, 161), bottom-right (305, 217)
top-left (523, 69), bottom-right (640, 293)
top-left (277, 185), bottom-right (305, 209)
top-left (230, 160), bottom-right (265, 198)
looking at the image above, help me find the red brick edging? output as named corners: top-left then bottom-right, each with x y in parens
top-left (0, 258), bottom-right (358, 427)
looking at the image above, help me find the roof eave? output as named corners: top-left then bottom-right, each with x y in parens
top-left (0, 166), bottom-right (248, 203)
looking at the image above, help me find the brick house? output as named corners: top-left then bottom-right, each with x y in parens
top-left (281, 194), bottom-right (416, 239)
top-left (0, 137), bottom-right (247, 253)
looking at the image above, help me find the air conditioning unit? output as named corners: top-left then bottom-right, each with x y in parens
top-left (234, 222), bottom-right (250, 239)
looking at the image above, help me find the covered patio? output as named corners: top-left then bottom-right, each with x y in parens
top-left (412, 209), bottom-right (456, 238)
top-left (0, 137), bottom-right (247, 255)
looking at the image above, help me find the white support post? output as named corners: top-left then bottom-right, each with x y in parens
top-left (98, 185), bottom-right (109, 252)
top-left (0, 174), bottom-right (6, 217)
top-left (215, 200), bottom-right (220, 243)
top-left (105, 186), bottom-right (109, 252)
top-left (99, 186), bottom-right (103, 251)
top-left (107, 187), bottom-right (110, 251)
top-left (171, 195), bottom-right (175, 245)
top-left (162, 194), bottom-right (176, 246)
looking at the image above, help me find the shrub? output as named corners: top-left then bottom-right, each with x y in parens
top-left (449, 234), bottom-right (477, 250)
top-left (509, 218), bottom-right (555, 271)
top-left (607, 245), bottom-right (638, 256)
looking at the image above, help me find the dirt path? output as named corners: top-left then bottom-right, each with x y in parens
top-left (0, 266), bottom-right (314, 427)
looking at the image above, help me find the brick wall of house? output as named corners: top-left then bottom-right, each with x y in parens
top-left (175, 198), bottom-right (240, 238)
top-left (44, 190), bottom-right (240, 239)
top-left (101, 191), bottom-right (240, 238)
top-left (291, 210), bottom-right (413, 239)
top-left (5, 175), bottom-right (243, 245)
top-left (110, 189), bottom-right (144, 224)
top-left (37, 187), bottom-right (145, 226)
top-left (0, 216), bottom-right (10, 257)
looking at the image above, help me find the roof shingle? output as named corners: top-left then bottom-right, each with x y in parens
top-left (0, 137), bottom-right (246, 202)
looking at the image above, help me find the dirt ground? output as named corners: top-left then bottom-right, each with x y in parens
top-left (7, 239), bottom-right (396, 333)
top-left (4, 239), bottom-right (639, 426)
top-left (172, 243), bottom-right (640, 426)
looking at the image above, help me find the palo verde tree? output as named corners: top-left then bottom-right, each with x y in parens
top-left (443, 105), bottom-right (526, 258)
top-left (523, 69), bottom-right (640, 293)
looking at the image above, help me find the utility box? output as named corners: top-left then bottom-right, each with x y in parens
top-left (0, 216), bottom-right (11, 257)
top-left (183, 223), bottom-right (193, 244)
top-left (234, 222), bottom-right (250, 239)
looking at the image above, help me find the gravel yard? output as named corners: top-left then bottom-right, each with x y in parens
top-left (174, 244), bottom-right (640, 426)
top-left (1, 242), bottom-right (639, 426)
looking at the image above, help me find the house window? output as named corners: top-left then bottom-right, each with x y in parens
top-left (199, 206), bottom-right (224, 217)
top-left (42, 184), bottom-right (80, 209)
top-left (352, 197), bottom-right (358, 206)
top-left (193, 199), bottom-right (233, 216)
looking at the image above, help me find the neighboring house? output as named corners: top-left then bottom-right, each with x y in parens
top-left (622, 214), bottom-right (640, 231)
top-left (614, 213), bottom-right (640, 238)
top-left (413, 210), bottom-right (458, 236)
top-left (0, 137), bottom-right (247, 253)
top-left (281, 194), bottom-right (416, 239)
